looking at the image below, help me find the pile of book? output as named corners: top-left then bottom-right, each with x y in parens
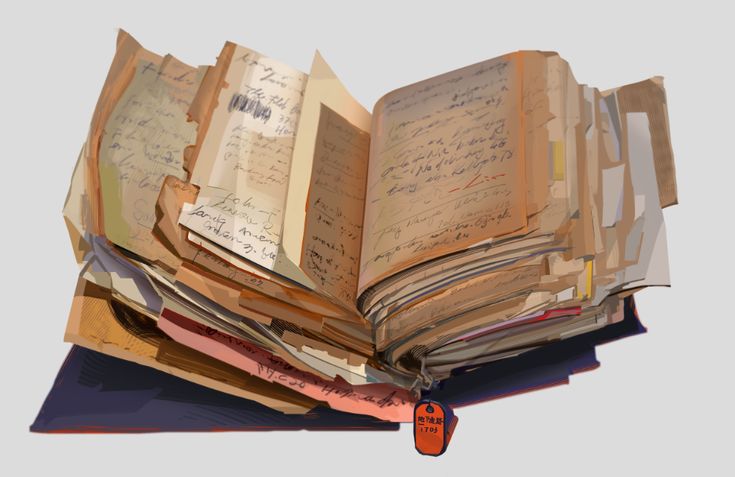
top-left (33, 31), bottom-right (677, 432)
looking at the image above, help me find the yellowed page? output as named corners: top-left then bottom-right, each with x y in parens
top-left (359, 53), bottom-right (527, 294)
top-left (297, 105), bottom-right (370, 309)
top-left (280, 52), bottom-right (371, 310)
top-left (179, 44), bottom-right (307, 271)
top-left (97, 51), bottom-right (204, 266)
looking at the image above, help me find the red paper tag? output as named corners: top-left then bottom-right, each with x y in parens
top-left (413, 399), bottom-right (458, 456)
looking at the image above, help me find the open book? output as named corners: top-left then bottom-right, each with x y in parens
top-left (62, 31), bottom-right (677, 422)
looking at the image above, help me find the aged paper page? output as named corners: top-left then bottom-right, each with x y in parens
top-left (609, 78), bottom-right (678, 208)
top-left (178, 44), bottom-right (307, 271)
top-left (359, 54), bottom-right (527, 294)
top-left (298, 105), bottom-right (369, 308)
top-left (97, 51), bottom-right (204, 266)
top-left (280, 52), bottom-right (372, 309)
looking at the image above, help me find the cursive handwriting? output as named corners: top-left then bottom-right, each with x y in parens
top-left (360, 55), bottom-right (526, 290)
top-left (181, 45), bottom-right (307, 270)
top-left (302, 105), bottom-right (370, 305)
top-left (99, 56), bottom-right (201, 262)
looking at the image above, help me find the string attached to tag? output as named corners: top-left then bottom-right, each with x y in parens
top-left (413, 399), bottom-right (459, 456)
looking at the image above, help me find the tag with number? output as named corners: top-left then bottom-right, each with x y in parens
top-left (413, 399), bottom-right (458, 456)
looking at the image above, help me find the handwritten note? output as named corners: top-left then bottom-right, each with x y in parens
top-left (179, 46), bottom-right (307, 270)
top-left (98, 57), bottom-right (202, 262)
top-left (300, 105), bottom-right (370, 306)
top-left (359, 55), bottom-right (527, 292)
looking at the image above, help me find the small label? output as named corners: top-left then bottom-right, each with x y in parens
top-left (413, 399), bottom-right (458, 456)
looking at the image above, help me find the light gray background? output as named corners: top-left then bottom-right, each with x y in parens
top-left (1, 0), bottom-right (732, 474)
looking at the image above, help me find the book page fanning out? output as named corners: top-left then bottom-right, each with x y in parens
top-left (280, 52), bottom-right (371, 311)
top-left (359, 54), bottom-right (528, 294)
top-left (96, 33), bottom-right (205, 267)
top-left (178, 44), bottom-right (306, 272)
